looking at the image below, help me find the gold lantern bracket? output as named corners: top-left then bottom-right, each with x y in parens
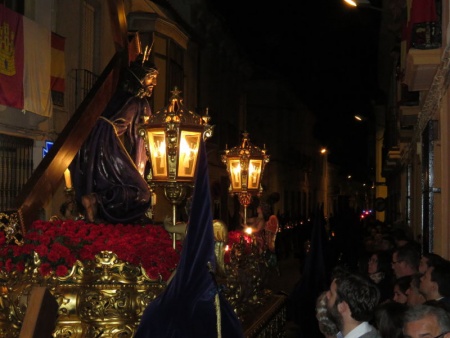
top-left (164, 182), bottom-right (187, 205)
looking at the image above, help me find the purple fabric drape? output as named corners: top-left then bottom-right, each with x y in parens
top-left (70, 89), bottom-right (151, 223)
top-left (134, 140), bottom-right (244, 337)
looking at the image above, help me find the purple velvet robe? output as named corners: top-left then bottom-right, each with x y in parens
top-left (70, 89), bottom-right (151, 223)
top-left (134, 140), bottom-right (244, 337)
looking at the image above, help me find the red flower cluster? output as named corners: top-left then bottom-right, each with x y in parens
top-left (0, 220), bottom-right (180, 281)
top-left (224, 230), bottom-right (254, 264)
top-left (228, 230), bottom-right (252, 247)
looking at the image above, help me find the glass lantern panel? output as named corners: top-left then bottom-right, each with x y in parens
top-left (228, 159), bottom-right (242, 190)
top-left (147, 129), bottom-right (167, 178)
top-left (177, 130), bottom-right (201, 178)
top-left (248, 159), bottom-right (262, 190)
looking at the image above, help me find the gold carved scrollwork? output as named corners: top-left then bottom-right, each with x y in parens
top-left (58, 251), bottom-right (162, 284)
top-left (0, 251), bottom-right (166, 338)
top-left (0, 213), bottom-right (24, 246)
top-left (219, 235), bottom-right (273, 321)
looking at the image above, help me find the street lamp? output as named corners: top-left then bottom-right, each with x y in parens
top-left (343, 0), bottom-right (382, 11)
top-left (320, 148), bottom-right (329, 219)
top-left (221, 132), bottom-right (270, 227)
top-left (354, 112), bottom-right (387, 221)
top-left (139, 87), bottom-right (213, 248)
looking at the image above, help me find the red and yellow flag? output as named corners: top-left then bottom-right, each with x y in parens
top-left (51, 32), bottom-right (65, 94)
top-left (0, 4), bottom-right (25, 110)
top-left (0, 5), bottom-right (65, 117)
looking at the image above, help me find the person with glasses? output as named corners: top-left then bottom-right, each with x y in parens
top-left (403, 304), bottom-right (450, 338)
top-left (391, 243), bottom-right (420, 279)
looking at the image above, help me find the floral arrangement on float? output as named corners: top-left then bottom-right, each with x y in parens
top-left (224, 230), bottom-right (253, 263)
top-left (0, 215), bottom-right (277, 337)
top-left (0, 219), bottom-right (180, 281)
top-left (0, 217), bottom-right (183, 337)
top-left (0, 220), bottom-right (261, 282)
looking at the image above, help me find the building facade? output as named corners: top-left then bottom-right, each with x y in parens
top-left (0, 0), bottom-right (333, 230)
top-left (380, 0), bottom-right (449, 257)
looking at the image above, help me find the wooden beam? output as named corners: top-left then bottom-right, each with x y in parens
top-left (16, 53), bottom-right (123, 230)
top-left (108, 0), bottom-right (129, 57)
top-left (15, 0), bottom-right (130, 231)
top-left (18, 287), bottom-right (58, 338)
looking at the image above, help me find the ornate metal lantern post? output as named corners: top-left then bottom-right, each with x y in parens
top-left (221, 132), bottom-right (270, 226)
top-left (139, 87), bottom-right (213, 249)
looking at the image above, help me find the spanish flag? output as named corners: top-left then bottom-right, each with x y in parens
top-left (51, 32), bottom-right (65, 106)
top-left (0, 5), bottom-right (64, 117)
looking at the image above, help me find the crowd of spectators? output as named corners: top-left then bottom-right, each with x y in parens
top-left (284, 210), bottom-right (450, 338)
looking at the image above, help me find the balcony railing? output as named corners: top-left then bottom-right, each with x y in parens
top-left (410, 21), bottom-right (441, 50)
top-left (66, 69), bottom-right (99, 115)
top-left (0, 135), bottom-right (33, 211)
top-left (406, 0), bottom-right (442, 50)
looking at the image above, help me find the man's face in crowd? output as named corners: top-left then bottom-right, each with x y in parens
top-left (326, 279), bottom-right (343, 330)
top-left (403, 314), bottom-right (446, 338)
top-left (405, 282), bottom-right (425, 306)
top-left (419, 256), bottom-right (430, 274)
top-left (420, 267), bottom-right (436, 299)
top-left (392, 251), bottom-right (405, 278)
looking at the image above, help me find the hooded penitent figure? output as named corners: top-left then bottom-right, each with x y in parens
top-left (69, 54), bottom-right (158, 223)
top-left (134, 140), bottom-right (244, 338)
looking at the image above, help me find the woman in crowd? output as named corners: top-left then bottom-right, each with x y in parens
top-left (392, 275), bottom-right (412, 304)
top-left (367, 250), bottom-right (394, 303)
top-left (245, 202), bottom-right (271, 252)
top-left (374, 300), bottom-right (408, 338)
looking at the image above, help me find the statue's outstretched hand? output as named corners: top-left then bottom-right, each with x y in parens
top-left (163, 216), bottom-right (187, 241)
top-left (163, 215), bottom-right (172, 229)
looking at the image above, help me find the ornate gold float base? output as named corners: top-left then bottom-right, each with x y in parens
top-left (0, 237), bottom-right (287, 337)
top-left (0, 251), bottom-right (166, 338)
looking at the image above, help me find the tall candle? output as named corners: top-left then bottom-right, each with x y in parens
top-left (64, 169), bottom-right (72, 189)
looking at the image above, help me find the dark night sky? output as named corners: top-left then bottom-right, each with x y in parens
top-left (210, 1), bottom-right (384, 181)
